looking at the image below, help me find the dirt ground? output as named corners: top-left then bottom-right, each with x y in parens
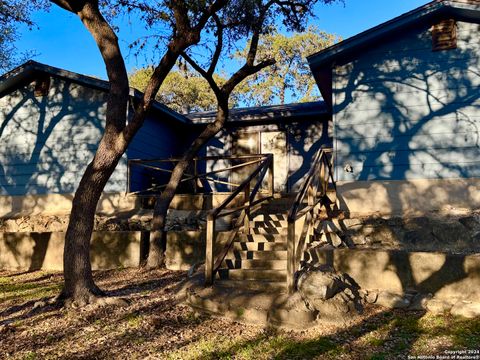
top-left (1, 269), bottom-right (479, 360)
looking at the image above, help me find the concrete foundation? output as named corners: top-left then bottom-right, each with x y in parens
top-left (165, 230), bottom-right (233, 271)
top-left (337, 178), bottom-right (480, 216)
top-left (0, 229), bottom-right (228, 272)
top-left (0, 192), bottom-right (246, 218)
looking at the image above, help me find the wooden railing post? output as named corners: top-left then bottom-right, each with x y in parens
top-left (205, 214), bottom-right (215, 286)
top-left (194, 159), bottom-right (198, 194)
top-left (320, 158), bottom-right (326, 195)
top-left (244, 181), bottom-right (251, 235)
top-left (287, 220), bottom-right (296, 294)
top-left (307, 184), bottom-right (315, 239)
top-left (269, 157), bottom-right (274, 196)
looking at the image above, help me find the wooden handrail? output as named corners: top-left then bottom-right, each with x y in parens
top-left (205, 154), bottom-right (274, 286)
top-left (209, 155), bottom-right (273, 218)
top-left (287, 149), bottom-right (323, 222)
top-left (286, 148), bottom-right (336, 293)
top-left (128, 154), bottom-right (266, 164)
top-left (127, 155), bottom-right (268, 196)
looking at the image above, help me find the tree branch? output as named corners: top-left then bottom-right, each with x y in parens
top-left (222, 58), bottom-right (276, 96)
top-left (181, 51), bottom-right (223, 98)
top-left (193, 0), bottom-right (228, 33)
top-left (48, 0), bottom-right (86, 14)
top-left (207, 13), bottom-right (223, 76)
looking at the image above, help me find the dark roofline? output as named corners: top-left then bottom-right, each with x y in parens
top-left (307, 0), bottom-right (480, 71)
top-left (0, 60), bottom-right (190, 124)
top-left (186, 101), bottom-right (330, 125)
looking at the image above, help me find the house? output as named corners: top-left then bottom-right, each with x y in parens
top-left (308, 0), bottom-right (480, 216)
top-left (0, 61), bottom-right (332, 272)
top-left (2, 0), bottom-right (480, 300)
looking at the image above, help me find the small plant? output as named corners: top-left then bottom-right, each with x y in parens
top-left (236, 307), bottom-right (245, 318)
top-left (369, 353), bottom-right (387, 360)
top-left (22, 352), bottom-right (37, 360)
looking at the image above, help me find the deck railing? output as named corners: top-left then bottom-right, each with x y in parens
top-left (127, 154), bottom-right (273, 196)
top-left (286, 148), bottom-right (336, 293)
top-left (205, 154), bottom-right (274, 285)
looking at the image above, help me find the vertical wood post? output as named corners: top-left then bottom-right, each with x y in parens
top-left (269, 157), bottom-right (274, 196)
top-left (320, 158), bottom-right (326, 195)
top-left (244, 181), bottom-right (251, 235)
top-left (287, 220), bottom-right (296, 294)
top-left (307, 184), bottom-right (315, 239)
top-left (205, 214), bottom-right (215, 286)
top-left (193, 159), bottom-right (198, 195)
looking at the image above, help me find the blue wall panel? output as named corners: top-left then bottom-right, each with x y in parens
top-left (0, 78), bottom-right (127, 195)
top-left (333, 20), bottom-right (480, 182)
top-left (127, 111), bottom-right (191, 193)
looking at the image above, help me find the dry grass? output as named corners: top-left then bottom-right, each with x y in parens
top-left (1, 269), bottom-right (479, 359)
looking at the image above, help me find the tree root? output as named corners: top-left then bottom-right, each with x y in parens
top-left (55, 288), bottom-right (130, 309)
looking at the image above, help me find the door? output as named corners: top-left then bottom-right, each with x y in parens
top-left (231, 131), bottom-right (260, 190)
top-left (261, 131), bottom-right (287, 193)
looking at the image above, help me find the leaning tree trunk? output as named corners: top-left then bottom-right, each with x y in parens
top-left (147, 106), bottom-right (228, 268)
top-left (57, 1), bottom-right (130, 305)
top-left (62, 141), bottom-right (128, 303)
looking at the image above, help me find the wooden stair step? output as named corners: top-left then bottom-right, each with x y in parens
top-left (228, 250), bottom-right (288, 260)
top-left (251, 214), bottom-right (287, 222)
top-left (217, 269), bottom-right (287, 281)
top-left (221, 259), bottom-right (287, 270)
top-left (249, 220), bottom-right (288, 228)
top-left (232, 241), bottom-right (287, 251)
top-left (236, 234), bottom-right (287, 243)
top-left (247, 227), bottom-right (288, 235)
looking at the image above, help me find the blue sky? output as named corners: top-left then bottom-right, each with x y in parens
top-left (16, 0), bottom-right (428, 80)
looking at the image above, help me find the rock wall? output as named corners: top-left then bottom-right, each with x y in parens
top-left (0, 231), bottom-right (141, 271)
top-left (305, 248), bottom-right (480, 303)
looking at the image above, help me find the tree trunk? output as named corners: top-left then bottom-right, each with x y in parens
top-left (62, 143), bottom-right (127, 304)
top-left (58, 1), bottom-right (131, 305)
top-left (147, 106), bottom-right (228, 268)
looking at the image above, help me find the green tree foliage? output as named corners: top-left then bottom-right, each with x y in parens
top-left (236, 27), bottom-right (341, 105)
top-left (129, 66), bottom-right (227, 113)
top-left (130, 27), bottom-right (340, 112)
top-left (0, 0), bottom-right (47, 71)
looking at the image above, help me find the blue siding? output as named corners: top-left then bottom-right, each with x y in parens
top-left (0, 78), bottom-right (127, 196)
top-left (333, 20), bottom-right (480, 182)
top-left (127, 112), bottom-right (191, 192)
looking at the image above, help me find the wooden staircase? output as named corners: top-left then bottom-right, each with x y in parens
top-left (213, 189), bottom-right (340, 292)
top-left (214, 197), bottom-right (294, 292)
top-left (203, 148), bottom-right (337, 294)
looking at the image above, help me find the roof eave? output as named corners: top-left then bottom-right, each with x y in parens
top-left (307, 1), bottom-right (480, 72)
top-left (0, 60), bottom-right (191, 125)
top-left (188, 106), bottom-right (331, 125)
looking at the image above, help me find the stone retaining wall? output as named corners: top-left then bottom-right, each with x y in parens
top-left (0, 231), bottom-right (141, 271)
top-left (305, 248), bottom-right (480, 303)
top-left (0, 230), bottom-right (222, 272)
